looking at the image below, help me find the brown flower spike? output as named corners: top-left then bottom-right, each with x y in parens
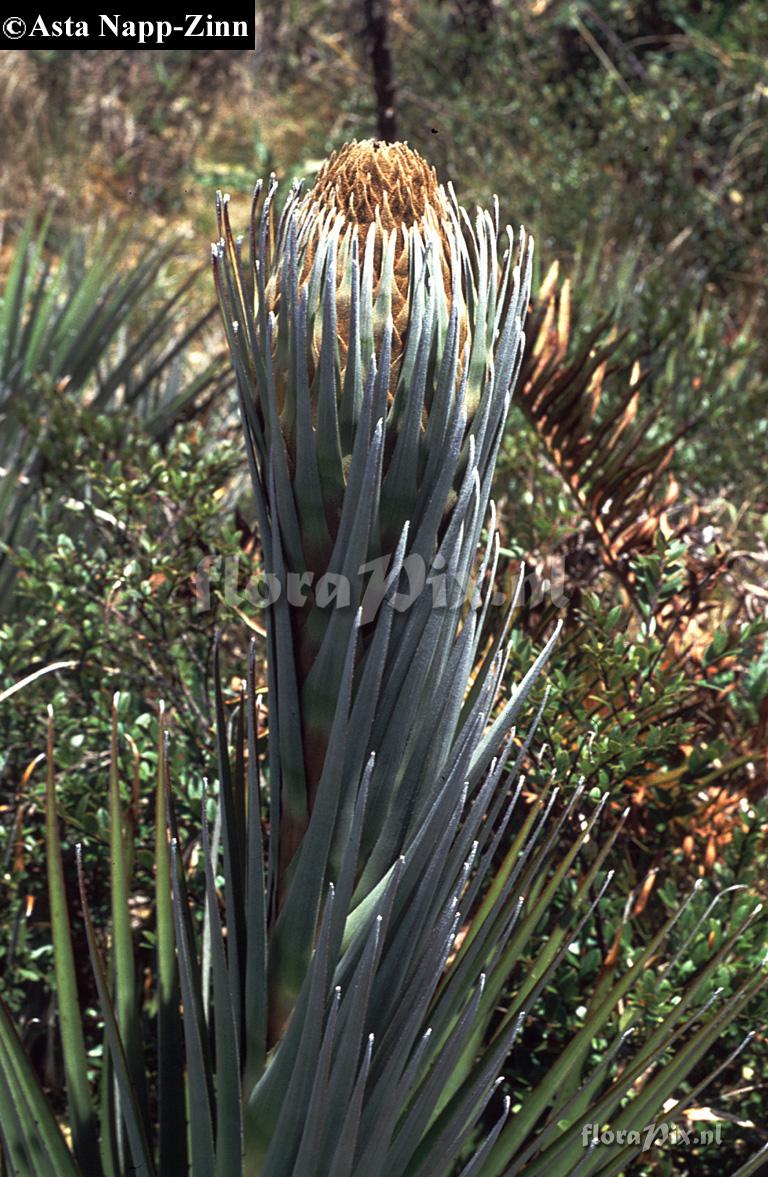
top-left (265, 140), bottom-right (467, 399)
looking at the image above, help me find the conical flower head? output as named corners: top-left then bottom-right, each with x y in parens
top-left (311, 139), bottom-right (442, 225)
top-left (295, 139), bottom-right (462, 382)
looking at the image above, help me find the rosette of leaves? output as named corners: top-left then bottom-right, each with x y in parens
top-left (0, 214), bottom-right (226, 612)
top-left (212, 139), bottom-right (539, 1031)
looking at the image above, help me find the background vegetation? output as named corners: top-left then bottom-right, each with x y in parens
top-left (1, 14), bottom-right (766, 1173)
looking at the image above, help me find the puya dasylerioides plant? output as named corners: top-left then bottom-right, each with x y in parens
top-left (212, 139), bottom-right (546, 1036)
top-left (1, 140), bottom-right (766, 1177)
